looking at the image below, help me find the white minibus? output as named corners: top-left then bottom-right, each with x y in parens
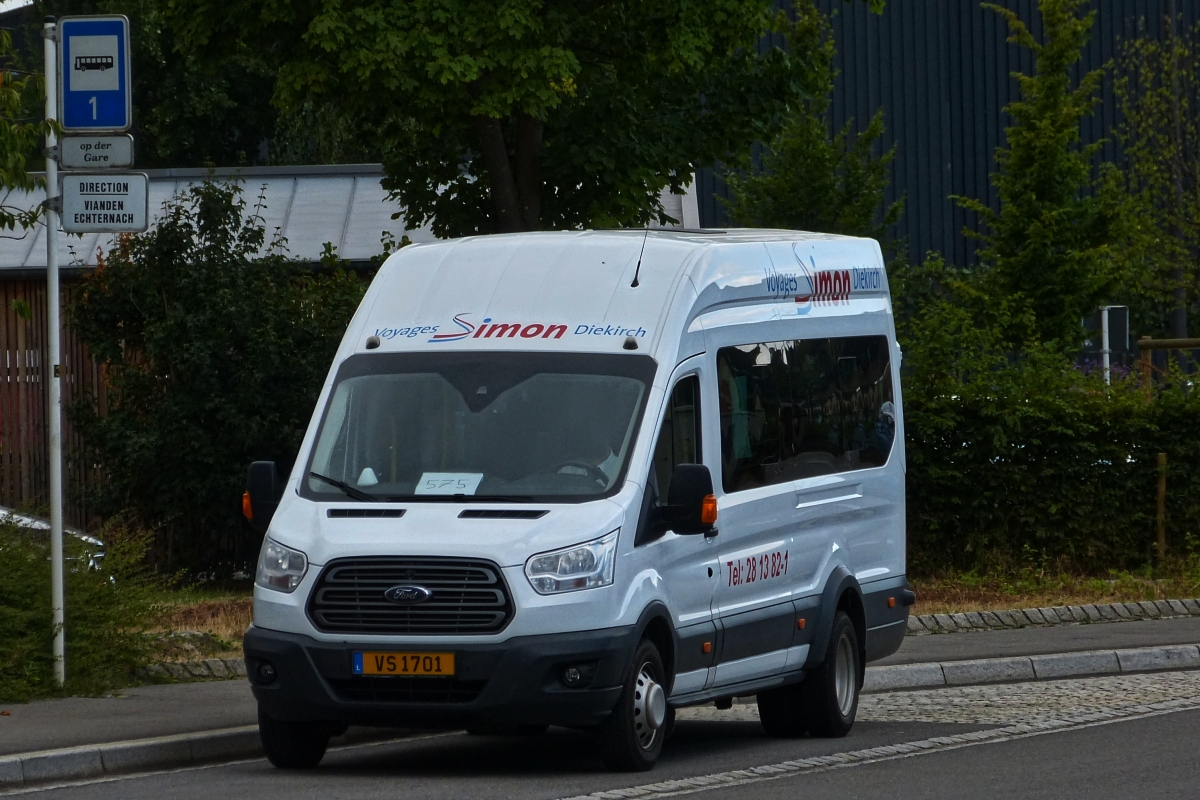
top-left (242, 229), bottom-right (912, 772)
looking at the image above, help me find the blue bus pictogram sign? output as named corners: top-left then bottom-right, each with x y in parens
top-left (58, 16), bottom-right (131, 132)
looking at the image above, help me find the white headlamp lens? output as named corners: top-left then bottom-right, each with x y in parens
top-left (525, 531), bottom-right (618, 594)
top-left (255, 538), bottom-right (308, 593)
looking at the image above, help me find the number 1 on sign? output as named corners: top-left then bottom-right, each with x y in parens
top-left (89, 96), bottom-right (97, 120)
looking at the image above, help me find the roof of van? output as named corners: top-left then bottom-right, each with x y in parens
top-left (352, 229), bottom-right (887, 359)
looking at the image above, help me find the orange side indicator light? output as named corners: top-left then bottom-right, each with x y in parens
top-left (887, 597), bottom-right (896, 608)
top-left (797, 618), bottom-right (806, 630)
top-left (702, 642), bottom-right (712, 654)
top-left (242, 491), bottom-right (253, 521)
top-left (700, 494), bottom-right (718, 525)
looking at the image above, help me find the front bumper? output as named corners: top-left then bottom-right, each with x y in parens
top-left (243, 624), bottom-right (637, 729)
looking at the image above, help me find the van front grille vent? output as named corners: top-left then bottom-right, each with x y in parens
top-left (307, 557), bottom-right (512, 635)
top-left (326, 508), bottom-right (405, 518)
top-left (457, 509), bottom-right (548, 519)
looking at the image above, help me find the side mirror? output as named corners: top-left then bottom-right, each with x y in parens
top-left (664, 464), bottom-right (718, 535)
top-left (244, 461), bottom-right (281, 534)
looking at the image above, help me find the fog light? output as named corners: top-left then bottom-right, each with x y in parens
top-left (562, 666), bottom-right (583, 686)
top-left (258, 662), bottom-right (277, 683)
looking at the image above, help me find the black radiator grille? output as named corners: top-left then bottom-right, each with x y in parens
top-left (308, 557), bottom-right (513, 635)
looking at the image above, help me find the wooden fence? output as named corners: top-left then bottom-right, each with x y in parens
top-left (0, 278), bottom-right (107, 530)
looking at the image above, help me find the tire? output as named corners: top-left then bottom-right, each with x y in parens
top-left (598, 639), bottom-right (669, 772)
top-left (258, 707), bottom-right (332, 769)
top-left (756, 683), bottom-right (803, 738)
top-left (799, 610), bottom-right (861, 738)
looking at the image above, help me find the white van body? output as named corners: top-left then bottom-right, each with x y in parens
top-left (245, 229), bottom-right (909, 756)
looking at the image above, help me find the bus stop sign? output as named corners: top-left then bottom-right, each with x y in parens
top-left (58, 16), bottom-right (131, 132)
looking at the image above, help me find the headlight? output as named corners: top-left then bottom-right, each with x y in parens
top-left (256, 538), bottom-right (308, 593)
top-left (525, 530), bottom-right (618, 594)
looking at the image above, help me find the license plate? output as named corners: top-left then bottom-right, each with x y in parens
top-left (353, 652), bottom-right (455, 676)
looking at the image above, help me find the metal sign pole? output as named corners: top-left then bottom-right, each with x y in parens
top-left (43, 16), bottom-right (65, 687)
top-left (1101, 306), bottom-right (1111, 387)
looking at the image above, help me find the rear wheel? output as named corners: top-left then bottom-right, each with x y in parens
top-left (258, 707), bottom-right (332, 769)
top-left (799, 610), bottom-right (860, 737)
top-left (598, 639), bottom-right (668, 772)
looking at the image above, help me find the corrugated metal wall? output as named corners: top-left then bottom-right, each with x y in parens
top-left (698, 0), bottom-right (1199, 266)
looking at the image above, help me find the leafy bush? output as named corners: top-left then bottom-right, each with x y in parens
top-left (900, 259), bottom-right (1200, 575)
top-left (0, 516), bottom-right (161, 702)
top-left (68, 180), bottom-right (366, 572)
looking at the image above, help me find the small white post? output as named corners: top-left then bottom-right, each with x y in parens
top-left (44, 16), bottom-right (65, 687)
top-left (1101, 305), bottom-right (1111, 387)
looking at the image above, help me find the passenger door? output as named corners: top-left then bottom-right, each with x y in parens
top-left (709, 343), bottom-right (805, 688)
top-left (636, 367), bottom-right (723, 698)
top-left (797, 334), bottom-right (902, 585)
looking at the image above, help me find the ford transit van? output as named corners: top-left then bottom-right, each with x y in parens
top-left (242, 229), bottom-right (912, 772)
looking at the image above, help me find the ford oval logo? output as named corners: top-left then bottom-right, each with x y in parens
top-left (383, 585), bottom-right (432, 605)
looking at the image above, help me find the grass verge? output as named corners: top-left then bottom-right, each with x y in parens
top-left (912, 558), bottom-right (1200, 616)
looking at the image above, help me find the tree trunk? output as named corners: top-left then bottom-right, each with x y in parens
top-left (473, 113), bottom-right (544, 233)
top-left (513, 114), bottom-right (544, 230)
top-left (473, 115), bottom-right (526, 233)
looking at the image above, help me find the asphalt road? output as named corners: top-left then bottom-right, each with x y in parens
top-left (9, 670), bottom-right (1200, 800)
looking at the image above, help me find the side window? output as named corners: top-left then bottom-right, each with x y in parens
top-left (717, 336), bottom-right (894, 493)
top-left (651, 376), bottom-right (701, 501)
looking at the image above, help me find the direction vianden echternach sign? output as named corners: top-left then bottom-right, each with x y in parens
top-left (60, 173), bottom-right (148, 233)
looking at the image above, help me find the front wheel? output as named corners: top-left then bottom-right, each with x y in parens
top-left (799, 610), bottom-right (861, 737)
top-left (258, 708), bottom-right (333, 769)
top-left (598, 639), bottom-right (669, 772)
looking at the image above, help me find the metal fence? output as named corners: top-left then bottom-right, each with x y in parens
top-left (698, 0), bottom-right (1200, 266)
top-left (0, 278), bottom-right (106, 529)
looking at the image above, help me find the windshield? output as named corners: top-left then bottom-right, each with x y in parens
top-left (303, 352), bottom-right (657, 502)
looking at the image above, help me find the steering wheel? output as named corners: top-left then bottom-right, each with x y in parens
top-left (552, 461), bottom-right (610, 486)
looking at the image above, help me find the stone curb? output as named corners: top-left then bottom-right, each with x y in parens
top-left (0, 725), bottom-right (261, 788)
top-left (0, 725), bottom-right (411, 789)
top-left (906, 598), bottom-right (1200, 636)
top-left (137, 657), bottom-right (247, 682)
top-left (863, 643), bottom-right (1200, 693)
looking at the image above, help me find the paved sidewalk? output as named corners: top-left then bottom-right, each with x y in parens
top-left (878, 615), bottom-right (1200, 667)
top-left (0, 680), bottom-right (256, 756)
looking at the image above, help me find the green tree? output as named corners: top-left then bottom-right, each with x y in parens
top-left (721, 9), bottom-right (901, 241)
top-left (0, 29), bottom-right (45, 234)
top-left (165, 0), bottom-right (881, 237)
top-left (956, 0), bottom-right (1118, 351)
top-left (1113, 20), bottom-right (1200, 341)
top-left (68, 181), bottom-right (365, 570)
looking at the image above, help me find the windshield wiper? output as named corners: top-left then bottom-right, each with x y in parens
top-left (309, 471), bottom-right (381, 503)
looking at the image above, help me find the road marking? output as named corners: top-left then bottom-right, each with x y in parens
top-left (5, 692), bottom-right (1198, 797)
top-left (560, 696), bottom-right (1200, 800)
top-left (0, 732), bottom-right (461, 796)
